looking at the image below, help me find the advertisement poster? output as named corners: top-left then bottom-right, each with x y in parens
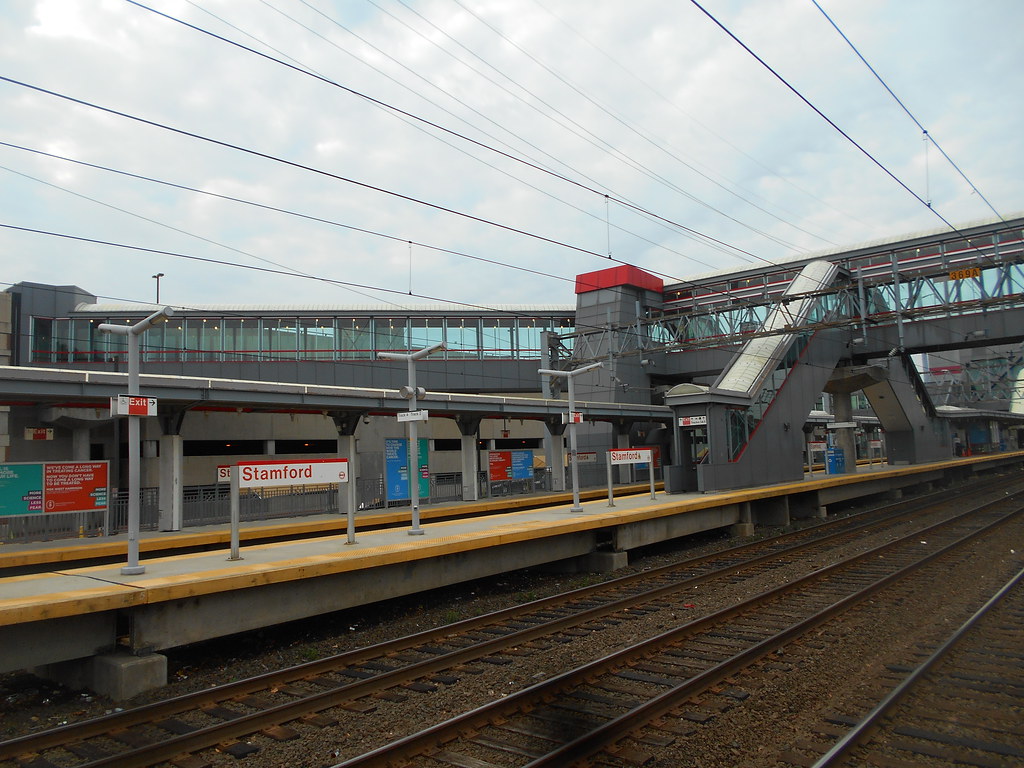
top-left (0, 461), bottom-right (109, 517)
top-left (384, 438), bottom-right (429, 501)
top-left (488, 450), bottom-right (533, 482)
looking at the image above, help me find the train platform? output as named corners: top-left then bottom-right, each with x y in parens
top-left (1, 451), bottom-right (1021, 700)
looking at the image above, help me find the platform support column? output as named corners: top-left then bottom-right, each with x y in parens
top-left (614, 421), bottom-right (632, 484)
top-left (72, 427), bottom-right (91, 460)
top-left (35, 651), bottom-right (168, 701)
top-left (754, 496), bottom-right (790, 527)
top-left (833, 390), bottom-right (858, 474)
top-left (331, 413), bottom-right (363, 527)
top-left (544, 417), bottom-right (567, 492)
top-left (455, 415), bottom-right (482, 501)
top-left (158, 434), bottom-right (183, 531)
top-left (731, 500), bottom-right (754, 537)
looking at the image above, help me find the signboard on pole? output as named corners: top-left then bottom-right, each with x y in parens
top-left (23, 428), bottom-right (54, 441)
top-left (609, 449), bottom-right (653, 465)
top-left (234, 458), bottom-right (348, 489)
top-left (110, 395), bottom-right (158, 417)
top-left (397, 410), bottom-right (429, 422)
top-left (568, 451), bottom-right (597, 465)
top-left (0, 461), bottom-right (109, 517)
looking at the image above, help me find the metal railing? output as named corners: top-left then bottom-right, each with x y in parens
top-left (1, 464), bottom-right (626, 545)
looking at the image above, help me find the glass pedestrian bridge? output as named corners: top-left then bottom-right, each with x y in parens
top-left (649, 217), bottom-right (1024, 350)
top-left (27, 303), bottom-right (575, 365)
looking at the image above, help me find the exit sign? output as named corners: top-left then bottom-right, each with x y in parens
top-left (110, 395), bottom-right (158, 417)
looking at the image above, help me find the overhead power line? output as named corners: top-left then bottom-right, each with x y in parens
top-left (809, 0), bottom-right (1005, 223)
top-left (686, 0), bottom-right (1005, 265)
top-left (122, 0), bottom-right (773, 268)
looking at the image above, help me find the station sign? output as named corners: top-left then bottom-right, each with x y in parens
top-left (678, 415), bottom-right (707, 427)
top-left (216, 465), bottom-right (232, 483)
top-left (110, 395), bottom-right (158, 417)
top-left (609, 449), bottom-right (652, 465)
top-left (562, 411), bottom-right (584, 424)
top-left (234, 458), bottom-right (348, 489)
top-left (23, 428), bottom-right (54, 441)
top-left (827, 421), bottom-right (857, 429)
top-left (397, 409), bottom-right (429, 422)
top-left (568, 451), bottom-right (597, 464)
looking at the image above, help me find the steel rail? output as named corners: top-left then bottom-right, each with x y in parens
top-left (331, 496), bottom-right (1021, 767)
top-left (810, 566), bottom-right (1024, 767)
top-left (2, 477), bottom-right (1017, 768)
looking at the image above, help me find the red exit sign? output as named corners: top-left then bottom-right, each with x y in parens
top-left (109, 395), bottom-right (158, 417)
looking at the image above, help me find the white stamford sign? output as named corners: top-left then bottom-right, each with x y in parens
top-left (235, 458), bottom-right (349, 488)
top-left (609, 449), bottom-right (652, 465)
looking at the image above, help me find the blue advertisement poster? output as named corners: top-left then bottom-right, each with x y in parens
top-left (384, 438), bottom-right (429, 501)
top-left (510, 450), bottom-right (533, 480)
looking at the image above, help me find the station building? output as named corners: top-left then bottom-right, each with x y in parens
top-left (2, 214), bottom-right (1023, 535)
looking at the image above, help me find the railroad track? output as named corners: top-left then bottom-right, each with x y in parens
top-left (1, 474), bottom-right (1020, 768)
top-left (328, 483), bottom-right (1022, 767)
top-left (801, 567), bottom-right (1024, 768)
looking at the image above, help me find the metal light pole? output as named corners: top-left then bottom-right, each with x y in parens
top-left (538, 362), bottom-right (603, 513)
top-left (152, 273), bottom-right (164, 303)
top-left (379, 341), bottom-right (445, 535)
top-left (98, 307), bottom-right (174, 574)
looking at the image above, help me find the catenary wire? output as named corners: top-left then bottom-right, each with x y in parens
top-left (687, 0), bottom-right (1003, 267)
top-left (122, 0), bottom-right (775, 269)
top-left (810, 0), bottom-right (1006, 224)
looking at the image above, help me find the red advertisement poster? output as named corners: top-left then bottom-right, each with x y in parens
top-left (43, 462), bottom-right (109, 513)
top-left (488, 451), bottom-right (512, 482)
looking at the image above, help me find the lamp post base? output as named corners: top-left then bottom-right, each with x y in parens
top-left (120, 565), bottom-right (146, 576)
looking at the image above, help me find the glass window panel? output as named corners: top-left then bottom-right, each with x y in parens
top-left (300, 318), bottom-right (336, 360)
top-left (31, 317), bottom-right (53, 363)
top-left (338, 318), bottom-right (371, 359)
top-left (224, 318), bottom-right (259, 361)
top-left (516, 318), bottom-right (542, 358)
top-left (153, 317), bottom-right (184, 363)
top-left (408, 317), bottom-right (444, 350)
top-left (183, 318), bottom-right (201, 362)
top-left (374, 317), bottom-right (407, 353)
top-left (197, 318), bottom-right (223, 361)
top-left (445, 318), bottom-right (479, 358)
top-left (263, 318), bottom-right (298, 360)
top-left (75, 318), bottom-right (105, 363)
top-left (481, 317), bottom-right (515, 358)
top-left (54, 318), bottom-right (71, 363)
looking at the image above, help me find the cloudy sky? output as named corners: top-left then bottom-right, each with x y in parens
top-left (1, 0), bottom-right (1021, 311)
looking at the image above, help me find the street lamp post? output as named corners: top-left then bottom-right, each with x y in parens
top-left (152, 273), bottom-right (164, 303)
top-left (378, 341), bottom-right (445, 535)
top-left (98, 306), bottom-right (174, 575)
top-left (538, 362), bottom-right (603, 513)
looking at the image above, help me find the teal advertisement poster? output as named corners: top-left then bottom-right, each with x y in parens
top-left (0, 463), bottom-right (43, 516)
top-left (384, 439), bottom-right (429, 501)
